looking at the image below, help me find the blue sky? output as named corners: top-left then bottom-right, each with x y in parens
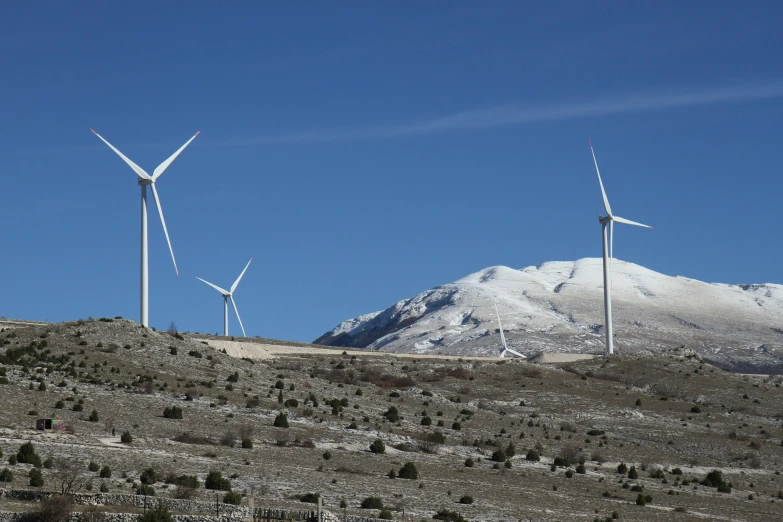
top-left (1, 2), bottom-right (781, 341)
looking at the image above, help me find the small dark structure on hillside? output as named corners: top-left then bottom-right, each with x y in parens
top-left (35, 419), bottom-right (64, 431)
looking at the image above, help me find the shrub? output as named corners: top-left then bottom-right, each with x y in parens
top-left (205, 470), bottom-right (231, 491)
top-left (636, 493), bottom-right (646, 506)
top-left (169, 346), bottom-right (178, 355)
top-left (188, 350), bottom-right (202, 358)
top-left (398, 462), bottom-right (418, 479)
top-left (576, 463), bottom-right (586, 474)
top-left (526, 449), bottom-right (540, 462)
top-left (452, 422), bottom-right (461, 431)
top-left (378, 508), bottom-right (393, 520)
top-left (433, 509), bottom-right (467, 522)
top-left (29, 468), bottom-right (44, 487)
top-left (505, 442), bottom-right (516, 458)
top-left (163, 406), bottom-right (184, 419)
top-left (39, 495), bottom-right (72, 522)
top-left (421, 416), bottom-right (432, 426)
top-left (136, 484), bottom-right (155, 496)
top-left (273, 412), bottom-right (289, 428)
top-left (166, 475), bottom-right (199, 488)
top-left (384, 406), bottom-right (400, 422)
top-left (361, 496), bottom-right (384, 510)
top-left (17, 442), bottom-right (41, 467)
top-left (8, 455), bottom-right (17, 465)
top-left (284, 398), bottom-right (299, 408)
top-left (0, 468), bottom-right (13, 482)
top-left (137, 504), bottom-right (171, 522)
top-left (140, 468), bottom-right (158, 485)
top-left (54, 400), bottom-right (64, 409)
top-left (99, 466), bottom-right (111, 478)
top-left (370, 439), bottom-right (386, 454)
top-left (226, 372), bottom-right (239, 383)
top-left (223, 491), bottom-right (242, 505)
top-left (88, 461), bottom-right (99, 472)
top-left (586, 429), bottom-right (605, 436)
top-left (617, 462), bottom-right (628, 474)
top-left (464, 458), bottom-right (474, 467)
top-left (72, 404), bottom-right (83, 412)
top-left (459, 495), bottom-right (473, 504)
top-left (628, 466), bottom-right (638, 479)
top-left (121, 431), bottom-right (133, 444)
top-left (88, 409), bottom-right (99, 422)
top-left (490, 449), bottom-right (506, 462)
top-left (242, 438), bottom-right (253, 449)
top-left (300, 493), bottom-right (320, 504)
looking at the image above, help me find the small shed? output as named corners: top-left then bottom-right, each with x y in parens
top-left (35, 419), bottom-right (64, 431)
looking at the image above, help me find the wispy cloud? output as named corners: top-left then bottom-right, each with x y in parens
top-left (221, 80), bottom-right (783, 146)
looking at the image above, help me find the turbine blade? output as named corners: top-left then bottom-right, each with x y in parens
top-left (149, 183), bottom-right (178, 275)
top-left (195, 277), bottom-right (229, 295)
top-left (613, 215), bottom-right (652, 228)
top-left (230, 296), bottom-right (247, 337)
top-left (91, 129), bottom-right (151, 180)
top-left (494, 301), bottom-right (508, 353)
top-left (589, 140), bottom-right (613, 217)
top-left (152, 131), bottom-right (200, 181)
top-left (230, 257), bottom-right (253, 294)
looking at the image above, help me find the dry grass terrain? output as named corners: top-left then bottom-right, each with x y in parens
top-left (1, 318), bottom-right (783, 521)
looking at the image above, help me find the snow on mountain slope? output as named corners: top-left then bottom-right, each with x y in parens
top-left (315, 259), bottom-right (783, 372)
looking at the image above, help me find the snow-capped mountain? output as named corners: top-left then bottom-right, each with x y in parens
top-left (315, 259), bottom-right (783, 373)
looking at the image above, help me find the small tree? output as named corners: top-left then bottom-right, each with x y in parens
top-left (99, 465), bottom-right (111, 478)
top-left (384, 406), bottom-right (400, 422)
top-left (223, 491), bottom-right (242, 505)
top-left (370, 439), bottom-right (386, 454)
top-left (29, 468), bottom-right (44, 487)
top-left (398, 462), bottom-right (418, 479)
top-left (526, 449), bottom-right (540, 462)
top-left (121, 431), bottom-right (133, 444)
top-left (17, 442), bottom-right (42, 467)
top-left (140, 468), bottom-right (158, 485)
top-left (273, 412), bottom-right (289, 428)
top-left (163, 406), bottom-right (183, 419)
top-left (88, 409), bottom-right (99, 422)
top-left (361, 497), bottom-right (384, 509)
top-left (490, 449), bottom-right (506, 462)
top-left (205, 470), bottom-right (231, 491)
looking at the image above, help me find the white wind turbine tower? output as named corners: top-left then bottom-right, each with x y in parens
top-left (493, 301), bottom-right (525, 358)
top-left (196, 258), bottom-right (253, 337)
top-left (91, 129), bottom-right (200, 327)
top-left (589, 140), bottom-right (652, 356)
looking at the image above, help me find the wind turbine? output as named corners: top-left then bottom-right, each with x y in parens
top-left (493, 301), bottom-right (525, 358)
top-left (196, 258), bottom-right (252, 337)
top-left (91, 129), bottom-right (200, 327)
top-left (589, 140), bottom-right (652, 356)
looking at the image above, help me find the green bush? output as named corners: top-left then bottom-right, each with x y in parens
top-left (459, 495), bottom-right (473, 504)
top-left (299, 493), bottom-right (320, 504)
top-left (88, 461), bottom-right (99, 472)
top-left (383, 406), bottom-right (400, 423)
top-left (628, 466), bottom-right (638, 479)
top-left (283, 398), bottom-right (299, 408)
top-left (29, 468), bottom-right (44, 487)
top-left (361, 496), bottom-right (384, 509)
top-left (88, 409), bottom-right (99, 422)
top-left (140, 468), bottom-right (158, 485)
top-left (433, 509), bottom-right (467, 522)
top-left (166, 475), bottom-right (199, 488)
top-left (273, 412), bottom-right (289, 428)
top-left (464, 458), bottom-right (474, 467)
top-left (0, 468), bottom-right (13, 482)
top-left (421, 416), bottom-right (432, 426)
top-left (242, 438), bottom-right (253, 449)
top-left (8, 455), bottom-right (17, 466)
top-left (163, 406), bottom-right (183, 419)
top-left (226, 372), bottom-right (239, 383)
top-left (99, 466), bottom-right (111, 478)
top-left (526, 449), bottom-right (540, 462)
top-left (505, 442), bottom-right (516, 458)
top-left (121, 431), bottom-right (133, 444)
top-left (135, 484), bottom-right (157, 497)
top-left (17, 442), bottom-right (41, 467)
top-left (223, 491), bottom-right (242, 505)
top-left (490, 449), bottom-right (506, 462)
top-left (323, 451), bottom-right (332, 460)
top-left (451, 422), bottom-right (461, 431)
top-left (378, 508), bottom-right (393, 520)
top-left (370, 439), bottom-right (385, 454)
top-left (617, 462), bottom-right (628, 474)
top-left (205, 470), bottom-right (231, 491)
top-left (398, 462), bottom-right (418, 479)
top-left (54, 400), bottom-right (64, 409)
